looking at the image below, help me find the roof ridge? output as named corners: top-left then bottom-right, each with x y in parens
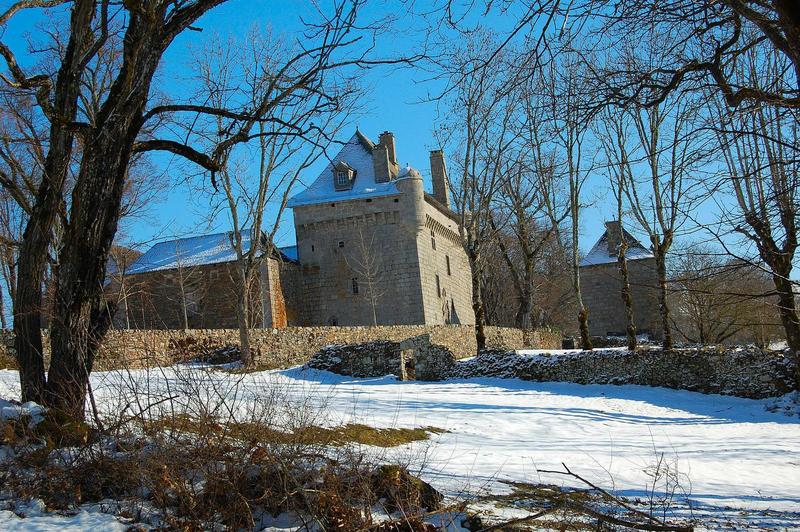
top-left (354, 128), bottom-right (375, 151)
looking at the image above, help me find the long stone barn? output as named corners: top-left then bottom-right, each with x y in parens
top-left (107, 129), bottom-right (475, 329)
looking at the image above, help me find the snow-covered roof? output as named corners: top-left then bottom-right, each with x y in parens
top-left (580, 228), bottom-right (654, 267)
top-left (287, 130), bottom-right (409, 208)
top-left (126, 232), bottom-right (297, 275)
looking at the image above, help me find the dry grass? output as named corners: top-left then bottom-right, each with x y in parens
top-left (146, 414), bottom-right (446, 448)
top-left (0, 351), bottom-right (18, 370)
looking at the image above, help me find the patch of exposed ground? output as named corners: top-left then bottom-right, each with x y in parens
top-left (146, 414), bottom-right (447, 448)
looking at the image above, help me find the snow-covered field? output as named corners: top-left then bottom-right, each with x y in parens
top-left (1, 365), bottom-right (799, 529)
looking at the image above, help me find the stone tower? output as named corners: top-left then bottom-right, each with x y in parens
top-left (579, 220), bottom-right (660, 339)
top-left (287, 129), bottom-right (474, 326)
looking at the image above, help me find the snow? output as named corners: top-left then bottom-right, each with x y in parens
top-left (1, 367), bottom-right (799, 528)
top-left (0, 399), bottom-right (44, 426)
top-left (580, 231), bottom-right (654, 267)
top-left (126, 231), bottom-right (297, 274)
top-left (287, 131), bottom-right (418, 207)
top-left (0, 499), bottom-right (130, 531)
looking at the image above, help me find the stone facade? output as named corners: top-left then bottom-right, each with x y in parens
top-left (107, 255), bottom-right (300, 330)
top-left (112, 130), bottom-right (475, 330)
top-left (580, 222), bottom-right (661, 338)
top-left (289, 130), bottom-right (474, 326)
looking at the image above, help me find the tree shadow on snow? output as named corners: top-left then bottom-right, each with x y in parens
top-left (279, 367), bottom-right (800, 425)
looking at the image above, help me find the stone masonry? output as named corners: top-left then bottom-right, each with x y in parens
top-left (0, 325), bottom-right (561, 371)
top-left (450, 346), bottom-right (796, 399)
top-left (580, 221), bottom-right (661, 338)
top-left (288, 129), bottom-right (474, 327)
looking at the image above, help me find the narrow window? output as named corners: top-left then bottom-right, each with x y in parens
top-left (352, 278), bottom-right (359, 294)
top-left (435, 274), bottom-right (441, 297)
top-left (338, 241), bottom-right (345, 248)
top-left (431, 230), bottom-right (436, 250)
top-left (311, 244), bottom-right (315, 252)
top-left (446, 255), bottom-right (451, 275)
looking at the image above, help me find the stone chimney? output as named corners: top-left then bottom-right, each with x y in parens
top-left (429, 149), bottom-right (450, 208)
top-left (605, 220), bottom-right (622, 256)
top-left (373, 131), bottom-right (399, 183)
top-left (379, 131), bottom-right (397, 165)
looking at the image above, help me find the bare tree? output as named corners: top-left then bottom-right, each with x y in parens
top-left (606, 90), bottom-right (708, 350)
top-left (344, 229), bottom-right (386, 326)
top-left (706, 51), bottom-right (800, 361)
top-left (670, 247), bottom-right (783, 346)
top-left (491, 85), bottom-right (568, 330)
top-left (597, 107), bottom-right (638, 350)
top-left (538, 50), bottom-right (597, 349)
top-left (437, 34), bottom-right (519, 350)
top-left (194, 27), bottom-right (360, 366)
top-left (590, 0), bottom-right (800, 111)
top-left (0, 0), bottom-right (408, 418)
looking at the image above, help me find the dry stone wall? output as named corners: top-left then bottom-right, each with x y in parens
top-left (450, 346), bottom-right (796, 399)
top-left (0, 325), bottom-right (559, 371)
top-left (304, 334), bottom-right (456, 381)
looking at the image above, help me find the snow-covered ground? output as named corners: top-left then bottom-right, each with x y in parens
top-left (1, 365), bottom-right (799, 529)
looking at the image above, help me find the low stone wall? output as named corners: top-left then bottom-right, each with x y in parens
top-left (450, 346), bottom-right (797, 399)
top-left (0, 325), bottom-right (561, 370)
top-left (305, 335), bottom-right (456, 381)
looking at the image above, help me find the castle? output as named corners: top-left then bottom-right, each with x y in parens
top-left (108, 130), bottom-right (475, 329)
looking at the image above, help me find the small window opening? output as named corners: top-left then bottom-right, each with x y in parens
top-left (431, 230), bottom-right (436, 250)
top-left (446, 255), bottom-right (451, 275)
top-left (393, 198), bottom-right (399, 203)
top-left (336, 170), bottom-right (349, 186)
top-left (338, 241), bottom-right (345, 248)
top-left (366, 198), bottom-right (372, 203)
top-left (352, 278), bottom-right (359, 294)
top-left (331, 203), bottom-right (336, 207)
top-left (311, 244), bottom-right (315, 252)
top-left (435, 274), bottom-right (441, 297)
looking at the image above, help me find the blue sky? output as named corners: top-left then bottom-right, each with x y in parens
top-left (134, 1), bottom-right (620, 252)
top-left (2, 0), bottom-right (719, 256)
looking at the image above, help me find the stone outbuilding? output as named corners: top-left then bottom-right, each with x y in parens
top-left (106, 232), bottom-right (300, 329)
top-left (580, 221), bottom-right (660, 339)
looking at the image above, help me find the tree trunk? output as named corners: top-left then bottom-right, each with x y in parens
top-left (47, 131), bottom-right (135, 418)
top-left (12, 0), bottom-right (96, 405)
top-left (654, 251), bottom-right (673, 350)
top-left (572, 251), bottom-right (592, 350)
top-left (617, 241), bottom-right (637, 351)
top-left (514, 290), bottom-right (532, 330)
top-left (237, 278), bottom-right (252, 367)
top-left (468, 248), bottom-right (486, 351)
top-left (772, 272), bottom-right (800, 379)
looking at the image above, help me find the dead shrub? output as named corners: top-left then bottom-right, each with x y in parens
top-left (1, 364), bottom-right (453, 529)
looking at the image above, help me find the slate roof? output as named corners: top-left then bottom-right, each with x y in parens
top-left (287, 130), bottom-right (422, 208)
top-left (126, 231), bottom-right (297, 275)
top-left (580, 227), bottom-right (654, 267)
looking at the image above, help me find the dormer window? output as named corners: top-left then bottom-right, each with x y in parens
top-left (333, 161), bottom-right (355, 190)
